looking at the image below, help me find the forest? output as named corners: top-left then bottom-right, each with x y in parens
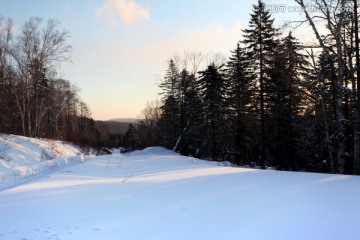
top-left (1, 0), bottom-right (360, 175)
top-left (134, 0), bottom-right (360, 175)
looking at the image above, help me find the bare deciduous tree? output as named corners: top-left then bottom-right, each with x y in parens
top-left (6, 17), bottom-right (71, 137)
top-left (294, 0), bottom-right (352, 173)
top-left (139, 99), bottom-right (162, 127)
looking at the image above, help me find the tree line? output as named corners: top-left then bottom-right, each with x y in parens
top-left (134, 0), bottom-right (360, 175)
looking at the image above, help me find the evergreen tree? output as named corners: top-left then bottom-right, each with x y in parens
top-left (267, 32), bottom-right (310, 170)
top-left (123, 124), bottom-right (138, 150)
top-left (175, 69), bottom-right (203, 156)
top-left (226, 42), bottom-right (256, 165)
top-left (178, 69), bottom-right (192, 133)
top-left (158, 59), bottom-right (181, 148)
top-left (159, 59), bottom-right (179, 98)
top-left (242, 0), bottom-right (278, 167)
top-left (159, 95), bottom-right (180, 148)
top-left (197, 64), bottom-right (228, 161)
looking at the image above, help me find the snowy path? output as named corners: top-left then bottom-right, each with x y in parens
top-left (1, 147), bottom-right (360, 240)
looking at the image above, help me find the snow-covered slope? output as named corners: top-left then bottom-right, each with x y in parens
top-left (0, 147), bottom-right (359, 240)
top-left (0, 134), bottom-right (87, 190)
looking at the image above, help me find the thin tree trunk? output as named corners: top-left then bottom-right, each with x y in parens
top-left (173, 118), bottom-right (191, 152)
top-left (310, 49), bottom-right (334, 171)
top-left (333, 0), bottom-right (346, 173)
top-left (13, 87), bottom-right (26, 136)
top-left (259, 10), bottom-right (266, 169)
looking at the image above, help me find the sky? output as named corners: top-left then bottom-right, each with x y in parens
top-left (0, 0), bottom-right (313, 120)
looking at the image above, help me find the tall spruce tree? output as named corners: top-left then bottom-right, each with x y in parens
top-left (159, 59), bottom-right (179, 97)
top-left (242, 0), bottom-right (278, 167)
top-left (173, 69), bottom-right (202, 155)
top-left (267, 32), bottom-right (310, 170)
top-left (182, 75), bottom-right (203, 157)
top-left (226, 42), bottom-right (255, 165)
top-left (197, 63), bottom-right (228, 161)
top-left (158, 59), bottom-right (181, 148)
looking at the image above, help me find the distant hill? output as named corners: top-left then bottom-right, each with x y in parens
top-left (95, 119), bottom-right (139, 135)
top-left (108, 118), bottom-right (140, 123)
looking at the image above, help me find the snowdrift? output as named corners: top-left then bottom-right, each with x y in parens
top-left (0, 134), bottom-right (87, 190)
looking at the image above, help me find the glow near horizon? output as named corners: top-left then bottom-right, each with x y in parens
top-left (1, 0), bottom-right (315, 120)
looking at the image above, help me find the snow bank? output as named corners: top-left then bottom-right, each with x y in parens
top-left (0, 134), bottom-right (88, 190)
top-left (129, 146), bottom-right (177, 157)
top-left (142, 146), bottom-right (175, 154)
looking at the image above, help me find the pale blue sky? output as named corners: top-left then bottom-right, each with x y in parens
top-left (1, 0), bottom-right (308, 120)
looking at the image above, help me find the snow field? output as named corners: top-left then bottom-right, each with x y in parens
top-left (0, 146), bottom-right (359, 240)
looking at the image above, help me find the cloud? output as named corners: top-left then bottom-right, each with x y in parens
top-left (95, 0), bottom-right (149, 26)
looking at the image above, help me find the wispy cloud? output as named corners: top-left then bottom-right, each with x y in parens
top-left (95, 0), bottom-right (149, 26)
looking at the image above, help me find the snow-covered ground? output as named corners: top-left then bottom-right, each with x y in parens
top-left (0, 139), bottom-right (360, 240)
top-left (0, 134), bottom-right (87, 191)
